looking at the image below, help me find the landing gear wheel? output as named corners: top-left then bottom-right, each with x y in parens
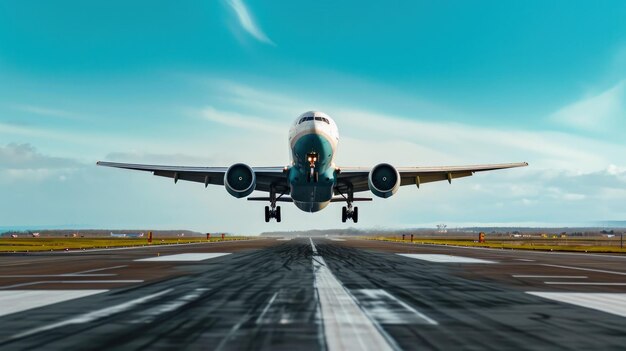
top-left (342, 206), bottom-right (347, 223)
top-left (264, 206), bottom-right (270, 223)
top-left (353, 206), bottom-right (359, 223)
top-left (276, 206), bottom-right (282, 223)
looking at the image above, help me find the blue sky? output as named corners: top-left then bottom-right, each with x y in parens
top-left (0, 1), bottom-right (625, 233)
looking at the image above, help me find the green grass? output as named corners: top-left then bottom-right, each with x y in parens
top-left (364, 236), bottom-right (626, 254)
top-left (0, 237), bottom-right (251, 252)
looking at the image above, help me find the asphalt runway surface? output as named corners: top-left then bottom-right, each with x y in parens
top-left (1, 237), bottom-right (626, 350)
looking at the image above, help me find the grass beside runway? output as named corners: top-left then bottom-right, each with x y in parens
top-left (364, 236), bottom-right (626, 254)
top-left (0, 237), bottom-right (251, 252)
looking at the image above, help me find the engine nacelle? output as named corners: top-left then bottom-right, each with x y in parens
top-left (368, 163), bottom-right (400, 198)
top-left (224, 163), bottom-right (256, 198)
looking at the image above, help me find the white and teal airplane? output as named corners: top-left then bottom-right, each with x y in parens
top-left (98, 111), bottom-right (527, 223)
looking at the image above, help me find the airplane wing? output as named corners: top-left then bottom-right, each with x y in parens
top-left (96, 161), bottom-right (289, 193)
top-left (335, 162), bottom-right (528, 194)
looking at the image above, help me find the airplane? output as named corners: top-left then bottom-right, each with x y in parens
top-left (97, 111), bottom-right (528, 223)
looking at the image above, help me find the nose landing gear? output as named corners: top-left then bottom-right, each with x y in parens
top-left (306, 153), bottom-right (319, 183)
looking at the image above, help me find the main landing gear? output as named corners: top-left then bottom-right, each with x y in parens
top-left (342, 205), bottom-right (358, 223)
top-left (339, 185), bottom-right (358, 223)
top-left (265, 205), bottom-right (281, 223)
top-left (265, 187), bottom-right (282, 222)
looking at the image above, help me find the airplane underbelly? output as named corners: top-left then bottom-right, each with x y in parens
top-left (294, 200), bottom-right (330, 213)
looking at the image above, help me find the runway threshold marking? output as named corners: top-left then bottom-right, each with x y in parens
top-left (12, 288), bottom-right (174, 340)
top-left (310, 239), bottom-right (396, 351)
top-left (527, 292), bottom-right (626, 318)
top-left (135, 253), bottom-right (231, 262)
top-left (540, 264), bottom-right (626, 276)
top-left (0, 290), bottom-right (107, 318)
top-left (397, 254), bottom-right (496, 264)
top-left (351, 289), bottom-right (437, 325)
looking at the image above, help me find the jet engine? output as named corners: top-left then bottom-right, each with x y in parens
top-left (368, 163), bottom-right (400, 198)
top-left (224, 163), bottom-right (256, 198)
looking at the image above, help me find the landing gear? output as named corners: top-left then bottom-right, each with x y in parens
top-left (306, 153), bottom-right (318, 183)
top-left (339, 185), bottom-right (358, 223)
top-left (341, 205), bottom-right (358, 223)
top-left (265, 188), bottom-right (282, 222)
top-left (264, 205), bottom-right (282, 222)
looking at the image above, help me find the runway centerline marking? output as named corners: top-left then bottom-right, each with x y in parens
top-left (135, 253), bottom-right (230, 262)
top-left (540, 264), bottom-right (626, 276)
top-left (310, 238), bottom-right (396, 351)
top-left (512, 275), bottom-right (588, 279)
top-left (0, 290), bottom-right (107, 318)
top-left (11, 288), bottom-right (174, 340)
top-left (397, 254), bottom-right (496, 264)
top-left (330, 238), bottom-right (346, 241)
top-left (515, 259), bottom-right (535, 262)
top-left (255, 292), bottom-right (279, 324)
top-left (527, 292), bottom-right (626, 318)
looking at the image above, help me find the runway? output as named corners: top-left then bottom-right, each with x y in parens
top-left (1, 237), bottom-right (625, 350)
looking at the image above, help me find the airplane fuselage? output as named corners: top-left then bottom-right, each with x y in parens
top-left (288, 111), bottom-right (339, 212)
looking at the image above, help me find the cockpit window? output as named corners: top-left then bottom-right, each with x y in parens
top-left (314, 117), bottom-right (330, 124)
top-left (299, 116), bottom-right (329, 124)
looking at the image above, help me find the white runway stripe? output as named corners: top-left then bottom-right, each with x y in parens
top-left (352, 289), bottom-right (437, 325)
top-left (512, 275), bottom-right (587, 279)
top-left (12, 288), bottom-right (173, 339)
top-left (311, 239), bottom-right (396, 351)
top-left (543, 282), bottom-right (626, 286)
top-left (527, 292), bottom-right (626, 318)
top-left (398, 254), bottom-right (496, 264)
top-left (540, 264), bottom-right (626, 276)
top-left (135, 253), bottom-right (230, 262)
top-left (0, 290), bottom-right (107, 318)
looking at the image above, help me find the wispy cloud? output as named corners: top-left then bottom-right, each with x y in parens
top-left (13, 104), bottom-right (80, 120)
top-left (550, 80), bottom-right (624, 131)
top-left (200, 106), bottom-right (283, 134)
top-left (225, 0), bottom-right (275, 45)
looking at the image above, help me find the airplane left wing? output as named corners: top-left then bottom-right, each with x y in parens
top-left (96, 161), bottom-right (289, 193)
top-left (335, 162), bottom-right (528, 194)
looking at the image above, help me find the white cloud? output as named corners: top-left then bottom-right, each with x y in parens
top-left (225, 0), bottom-right (275, 45)
top-left (551, 80), bottom-right (624, 131)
